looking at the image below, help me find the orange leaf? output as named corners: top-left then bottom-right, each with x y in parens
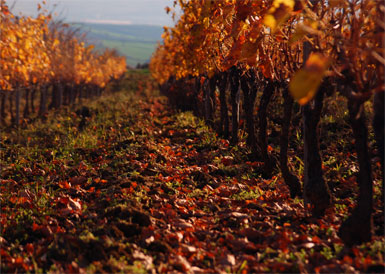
top-left (15, 257), bottom-right (24, 264)
top-left (59, 181), bottom-right (71, 189)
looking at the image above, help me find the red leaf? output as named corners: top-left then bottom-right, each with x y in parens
top-left (312, 235), bottom-right (322, 244)
top-left (352, 247), bottom-right (360, 257)
top-left (25, 243), bottom-right (34, 254)
top-left (32, 223), bottom-right (39, 231)
top-left (200, 76), bottom-right (206, 86)
top-left (343, 255), bottom-right (353, 264)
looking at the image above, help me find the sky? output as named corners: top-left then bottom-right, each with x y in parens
top-left (7, 0), bottom-right (175, 26)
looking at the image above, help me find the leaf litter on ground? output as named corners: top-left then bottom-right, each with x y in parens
top-left (0, 73), bottom-right (384, 273)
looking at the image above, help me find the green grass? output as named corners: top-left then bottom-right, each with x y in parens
top-left (87, 29), bottom-right (141, 41)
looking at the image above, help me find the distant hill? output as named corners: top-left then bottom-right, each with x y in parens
top-left (72, 23), bottom-right (164, 67)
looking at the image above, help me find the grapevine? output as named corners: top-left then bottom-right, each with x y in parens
top-left (0, 1), bottom-right (127, 125)
top-left (150, 0), bottom-right (384, 246)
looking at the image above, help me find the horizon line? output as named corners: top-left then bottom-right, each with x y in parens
top-left (73, 19), bottom-right (165, 27)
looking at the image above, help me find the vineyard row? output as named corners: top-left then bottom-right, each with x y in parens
top-left (150, 0), bottom-right (384, 246)
top-left (0, 2), bottom-right (127, 126)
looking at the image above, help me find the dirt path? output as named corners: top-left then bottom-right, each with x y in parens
top-left (1, 88), bottom-right (384, 273)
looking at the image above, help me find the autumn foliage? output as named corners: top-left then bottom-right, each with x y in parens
top-left (0, 0), bottom-right (384, 273)
top-left (150, 0), bottom-right (384, 246)
top-left (0, 1), bottom-right (126, 126)
top-left (151, 0), bottom-right (383, 102)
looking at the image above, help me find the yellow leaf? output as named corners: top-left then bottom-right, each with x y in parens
top-left (53, 39), bottom-right (60, 47)
top-left (263, 0), bottom-right (295, 31)
top-left (203, 17), bottom-right (210, 29)
top-left (7, 33), bottom-right (17, 43)
top-left (289, 53), bottom-right (330, 105)
top-left (263, 15), bottom-right (277, 30)
top-left (272, 0), bottom-right (295, 9)
top-left (24, 39), bottom-right (33, 50)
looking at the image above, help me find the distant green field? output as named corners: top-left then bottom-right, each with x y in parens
top-left (73, 23), bottom-right (163, 67)
top-left (101, 40), bottom-right (157, 66)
